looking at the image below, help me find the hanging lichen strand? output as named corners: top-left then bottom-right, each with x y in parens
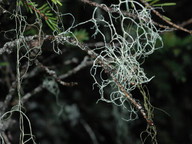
top-left (84, 0), bottom-right (163, 119)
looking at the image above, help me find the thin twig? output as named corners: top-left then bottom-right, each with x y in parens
top-left (80, 119), bottom-right (99, 144)
top-left (139, 0), bottom-right (192, 34)
top-left (21, 84), bottom-right (43, 104)
top-left (0, 81), bottom-right (17, 114)
top-left (59, 56), bottom-right (93, 79)
top-left (35, 60), bottom-right (77, 86)
top-left (180, 18), bottom-right (192, 27)
top-left (35, 60), bottom-right (78, 87)
top-left (1, 132), bottom-right (11, 144)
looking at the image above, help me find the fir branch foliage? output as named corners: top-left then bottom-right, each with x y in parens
top-left (145, 0), bottom-right (176, 7)
top-left (20, 0), bottom-right (60, 31)
top-left (51, 0), bottom-right (62, 6)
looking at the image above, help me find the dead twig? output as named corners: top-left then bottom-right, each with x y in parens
top-left (59, 56), bottom-right (93, 79)
top-left (21, 84), bottom-right (43, 104)
top-left (180, 18), bottom-right (192, 27)
top-left (35, 60), bottom-right (78, 87)
top-left (1, 132), bottom-right (11, 144)
top-left (0, 81), bottom-right (17, 115)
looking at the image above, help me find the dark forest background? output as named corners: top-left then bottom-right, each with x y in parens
top-left (0, 0), bottom-right (192, 144)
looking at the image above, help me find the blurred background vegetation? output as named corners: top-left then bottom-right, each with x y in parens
top-left (0, 0), bottom-right (192, 144)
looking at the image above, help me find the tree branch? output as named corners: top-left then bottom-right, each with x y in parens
top-left (139, 0), bottom-right (192, 34)
top-left (0, 35), bottom-right (38, 55)
top-left (35, 59), bottom-right (78, 87)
